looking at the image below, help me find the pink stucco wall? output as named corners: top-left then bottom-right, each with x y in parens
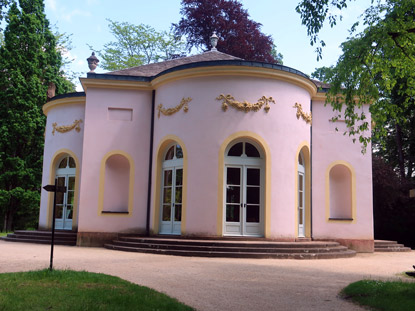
top-left (39, 102), bottom-right (85, 230)
top-left (311, 100), bottom-right (373, 240)
top-left (77, 88), bottom-right (151, 233)
top-left (151, 75), bottom-right (312, 238)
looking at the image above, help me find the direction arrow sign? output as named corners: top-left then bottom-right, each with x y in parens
top-left (43, 185), bottom-right (67, 193)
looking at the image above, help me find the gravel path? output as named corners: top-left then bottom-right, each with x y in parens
top-left (0, 240), bottom-right (414, 311)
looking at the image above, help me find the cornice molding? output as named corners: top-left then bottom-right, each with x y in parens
top-left (43, 97), bottom-right (86, 116)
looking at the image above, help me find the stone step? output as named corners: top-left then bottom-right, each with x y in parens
top-left (1, 230), bottom-right (77, 246)
top-left (119, 237), bottom-right (341, 248)
top-left (112, 240), bottom-right (349, 254)
top-left (374, 240), bottom-right (412, 252)
top-left (104, 243), bottom-right (356, 259)
top-left (104, 237), bottom-right (356, 259)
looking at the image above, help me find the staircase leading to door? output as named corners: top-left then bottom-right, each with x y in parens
top-left (104, 236), bottom-right (356, 259)
top-left (1, 230), bottom-right (77, 246)
top-left (374, 240), bottom-right (411, 252)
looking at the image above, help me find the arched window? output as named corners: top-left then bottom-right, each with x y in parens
top-left (224, 140), bottom-right (263, 237)
top-left (103, 154), bottom-right (130, 213)
top-left (160, 143), bottom-right (183, 235)
top-left (55, 155), bottom-right (76, 230)
top-left (329, 164), bottom-right (352, 219)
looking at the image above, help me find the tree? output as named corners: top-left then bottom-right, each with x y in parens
top-left (0, 0), bottom-right (11, 29)
top-left (306, 1), bottom-right (415, 156)
top-left (296, 0), bottom-right (350, 60)
top-left (94, 20), bottom-right (187, 71)
top-left (0, 0), bottom-right (73, 231)
top-left (173, 0), bottom-right (281, 63)
top-left (305, 0), bottom-right (415, 244)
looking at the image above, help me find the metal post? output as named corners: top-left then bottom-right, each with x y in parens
top-left (49, 178), bottom-right (58, 271)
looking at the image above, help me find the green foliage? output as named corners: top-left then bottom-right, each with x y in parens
top-left (342, 280), bottom-right (415, 311)
top-left (0, 0), bottom-right (73, 231)
top-left (309, 1), bottom-right (415, 156)
top-left (0, 269), bottom-right (194, 311)
top-left (0, 0), bottom-right (11, 30)
top-left (95, 19), bottom-right (187, 71)
top-left (296, 0), bottom-right (350, 60)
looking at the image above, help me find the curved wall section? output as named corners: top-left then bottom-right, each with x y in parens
top-left (39, 97), bottom-right (85, 231)
top-left (151, 74), bottom-right (311, 239)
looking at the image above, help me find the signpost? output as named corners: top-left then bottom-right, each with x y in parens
top-left (43, 179), bottom-right (66, 271)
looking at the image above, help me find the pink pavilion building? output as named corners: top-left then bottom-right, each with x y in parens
top-left (38, 46), bottom-right (374, 252)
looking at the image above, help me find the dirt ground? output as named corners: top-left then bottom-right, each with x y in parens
top-left (1, 240), bottom-right (414, 311)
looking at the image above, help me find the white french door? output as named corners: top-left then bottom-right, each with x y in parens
top-left (159, 167), bottom-right (183, 235)
top-left (55, 174), bottom-right (75, 230)
top-left (298, 162), bottom-right (305, 237)
top-left (224, 165), bottom-right (262, 236)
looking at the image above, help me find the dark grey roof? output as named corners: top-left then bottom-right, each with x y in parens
top-left (106, 50), bottom-right (242, 77)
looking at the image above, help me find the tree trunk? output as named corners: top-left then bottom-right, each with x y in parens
top-left (395, 123), bottom-right (406, 180)
top-left (5, 209), bottom-right (14, 232)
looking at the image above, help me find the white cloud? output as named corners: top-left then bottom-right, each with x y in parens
top-left (46, 0), bottom-right (57, 11)
top-left (61, 9), bottom-right (91, 22)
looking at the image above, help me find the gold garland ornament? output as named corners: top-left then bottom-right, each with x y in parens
top-left (52, 119), bottom-right (83, 135)
top-left (293, 103), bottom-right (312, 125)
top-left (217, 94), bottom-right (275, 113)
top-left (157, 97), bottom-right (192, 118)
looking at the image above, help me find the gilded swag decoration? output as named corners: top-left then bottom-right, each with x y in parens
top-left (217, 94), bottom-right (275, 113)
top-left (293, 103), bottom-right (312, 125)
top-left (52, 119), bottom-right (83, 135)
top-left (157, 97), bottom-right (192, 118)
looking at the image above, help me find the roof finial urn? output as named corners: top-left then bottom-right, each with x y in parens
top-left (87, 52), bottom-right (99, 73)
top-left (210, 32), bottom-right (218, 51)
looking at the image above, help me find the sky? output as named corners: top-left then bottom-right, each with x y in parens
top-left (43, 0), bottom-right (373, 91)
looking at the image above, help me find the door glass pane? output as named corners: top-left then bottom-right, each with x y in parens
top-left (68, 157), bottom-right (76, 168)
top-left (163, 188), bottom-right (172, 204)
top-left (175, 169), bottom-right (183, 186)
top-left (226, 186), bottom-right (240, 204)
top-left (245, 143), bottom-right (260, 157)
top-left (68, 177), bottom-right (75, 191)
top-left (56, 192), bottom-right (64, 205)
top-left (55, 205), bottom-right (63, 219)
top-left (247, 169), bottom-right (260, 186)
top-left (67, 191), bottom-right (75, 205)
top-left (299, 209), bottom-right (303, 225)
top-left (164, 170), bottom-right (172, 186)
top-left (226, 167), bottom-right (240, 185)
top-left (246, 205), bottom-right (260, 222)
top-left (175, 187), bottom-right (182, 203)
top-left (175, 145), bottom-right (183, 159)
top-left (226, 204), bottom-right (240, 222)
top-left (228, 143), bottom-right (243, 156)
top-left (298, 191), bottom-right (303, 207)
top-left (57, 177), bottom-right (65, 187)
top-left (162, 205), bottom-right (171, 221)
top-left (165, 146), bottom-right (175, 160)
top-left (58, 158), bottom-right (67, 168)
top-left (66, 205), bottom-right (73, 219)
top-left (247, 187), bottom-right (260, 204)
top-left (299, 174), bottom-right (304, 191)
top-left (174, 204), bottom-right (182, 221)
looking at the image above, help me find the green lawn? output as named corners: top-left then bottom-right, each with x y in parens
top-left (0, 269), bottom-right (194, 311)
top-left (342, 279), bottom-right (415, 311)
top-left (0, 232), bottom-right (11, 237)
